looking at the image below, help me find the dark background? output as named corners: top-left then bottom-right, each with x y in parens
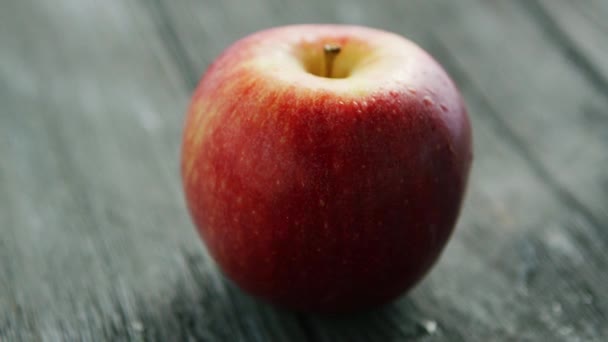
top-left (1, 0), bottom-right (607, 340)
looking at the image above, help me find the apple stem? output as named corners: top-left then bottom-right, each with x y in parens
top-left (323, 44), bottom-right (341, 78)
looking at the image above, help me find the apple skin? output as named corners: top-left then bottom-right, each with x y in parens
top-left (181, 25), bottom-right (472, 312)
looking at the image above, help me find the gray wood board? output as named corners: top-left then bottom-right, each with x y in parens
top-left (534, 0), bottom-right (608, 93)
top-left (0, 0), bottom-right (606, 341)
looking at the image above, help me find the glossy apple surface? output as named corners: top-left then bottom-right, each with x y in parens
top-left (181, 25), bottom-right (472, 312)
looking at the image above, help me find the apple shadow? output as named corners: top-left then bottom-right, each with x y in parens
top-left (294, 302), bottom-right (439, 342)
top-left (121, 250), bottom-right (439, 341)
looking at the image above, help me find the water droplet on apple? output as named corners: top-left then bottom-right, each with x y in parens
top-left (338, 100), bottom-right (345, 105)
top-left (407, 87), bottom-right (417, 94)
top-left (440, 104), bottom-right (448, 112)
top-left (423, 96), bottom-right (433, 107)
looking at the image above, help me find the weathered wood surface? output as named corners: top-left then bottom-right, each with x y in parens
top-left (1, 0), bottom-right (607, 340)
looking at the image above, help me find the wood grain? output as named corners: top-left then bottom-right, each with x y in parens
top-left (530, 0), bottom-right (608, 94)
top-left (1, 0), bottom-right (606, 340)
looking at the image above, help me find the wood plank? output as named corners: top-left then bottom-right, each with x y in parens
top-left (0, 1), bottom-right (308, 340)
top-left (526, 0), bottom-right (608, 95)
top-left (399, 0), bottom-right (608, 255)
top-left (389, 0), bottom-right (608, 339)
top-left (1, 0), bottom-right (607, 341)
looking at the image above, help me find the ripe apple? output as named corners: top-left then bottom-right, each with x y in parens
top-left (181, 25), bottom-right (472, 312)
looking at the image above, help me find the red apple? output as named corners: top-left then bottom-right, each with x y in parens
top-left (181, 25), bottom-right (472, 312)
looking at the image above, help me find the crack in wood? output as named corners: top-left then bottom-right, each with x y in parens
top-left (141, 0), bottom-right (200, 91)
top-left (427, 34), bottom-right (607, 243)
top-left (517, 0), bottom-right (608, 98)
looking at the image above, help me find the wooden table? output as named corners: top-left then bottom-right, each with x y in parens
top-left (1, 0), bottom-right (607, 340)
